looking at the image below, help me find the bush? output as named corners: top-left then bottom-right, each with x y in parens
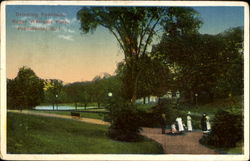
top-left (137, 98), bottom-right (177, 128)
top-left (106, 97), bottom-right (142, 142)
top-left (200, 108), bottom-right (243, 148)
top-left (153, 99), bottom-right (177, 125)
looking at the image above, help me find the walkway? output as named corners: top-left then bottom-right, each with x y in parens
top-left (8, 110), bottom-right (217, 154)
top-left (141, 127), bottom-right (218, 154)
top-left (8, 110), bottom-right (110, 126)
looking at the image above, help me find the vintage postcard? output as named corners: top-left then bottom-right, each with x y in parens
top-left (0, 1), bottom-right (249, 160)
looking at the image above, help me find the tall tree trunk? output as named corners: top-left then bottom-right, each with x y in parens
top-left (208, 92), bottom-right (214, 102)
top-left (75, 102), bottom-right (77, 111)
top-left (131, 66), bottom-right (142, 104)
top-left (190, 91), bottom-right (194, 104)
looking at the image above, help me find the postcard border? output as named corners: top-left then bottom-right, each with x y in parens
top-left (1, 1), bottom-right (249, 160)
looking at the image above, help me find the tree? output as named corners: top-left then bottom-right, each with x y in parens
top-left (137, 55), bottom-right (171, 99)
top-left (80, 82), bottom-right (92, 109)
top-left (154, 26), bottom-right (243, 103)
top-left (91, 75), bottom-right (106, 108)
top-left (64, 82), bottom-right (82, 110)
top-left (7, 66), bottom-right (44, 110)
top-left (77, 7), bottom-right (202, 103)
top-left (214, 27), bottom-right (243, 98)
top-left (44, 79), bottom-right (63, 110)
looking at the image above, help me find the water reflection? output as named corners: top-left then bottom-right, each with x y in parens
top-left (34, 105), bottom-right (97, 110)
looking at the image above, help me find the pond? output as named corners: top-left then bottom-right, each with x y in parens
top-left (34, 105), bottom-right (98, 110)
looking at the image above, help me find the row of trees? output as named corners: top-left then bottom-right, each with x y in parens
top-left (7, 66), bottom-right (121, 110)
top-left (152, 27), bottom-right (243, 103)
top-left (77, 7), bottom-right (243, 104)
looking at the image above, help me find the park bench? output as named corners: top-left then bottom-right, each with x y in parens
top-left (71, 112), bottom-right (81, 118)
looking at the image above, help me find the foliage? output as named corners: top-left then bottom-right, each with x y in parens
top-left (199, 108), bottom-right (243, 148)
top-left (43, 79), bottom-right (63, 109)
top-left (136, 99), bottom-right (177, 128)
top-left (62, 75), bottom-right (121, 109)
top-left (213, 27), bottom-right (244, 98)
top-left (149, 99), bottom-right (177, 125)
top-left (106, 96), bottom-right (142, 142)
top-left (7, 66), bottom-right (44, 110)
top-left (77, 7), bottom-right (202, 102)
top-left (153, 26), bottom-right (243, 103)
top-left (7, 112), bottom-right (164, 154)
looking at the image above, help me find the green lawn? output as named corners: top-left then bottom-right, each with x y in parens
top-left (179, 96), bottom-right (243, 115)
top-left (7, 112), bottom-right (164, 154)
top-left (32, 110), bottom-right (106, 120)
top-left (136, 103), bottom-right (156, 111)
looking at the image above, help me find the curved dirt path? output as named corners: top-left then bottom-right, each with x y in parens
top-left (141, 127), bottom-right (218, 154)
top-left (8, 110), bottom-right (110, 126)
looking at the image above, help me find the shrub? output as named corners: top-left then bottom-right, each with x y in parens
top-left (137, 99), bottom-right (177, 128)
top-left (152, 99), bottom-right (177, 125)
top-left (200, 108), bottom-right (243, 148)
top-left (106, 97), bottom-right (142, 142)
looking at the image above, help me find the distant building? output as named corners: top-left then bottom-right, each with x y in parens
top-left (135, 96), bottom-right (158, 104)
top-left (136, 91), bottom-right (181, 104)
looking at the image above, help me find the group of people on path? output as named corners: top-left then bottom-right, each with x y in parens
top-left (161, 112), bottom-right (211, 135)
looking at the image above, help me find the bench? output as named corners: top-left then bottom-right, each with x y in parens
top-left (71, 112), bottom-right (81, 118)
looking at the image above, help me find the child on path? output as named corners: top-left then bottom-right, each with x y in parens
top-left (171, 122), bottom-right (177, 134)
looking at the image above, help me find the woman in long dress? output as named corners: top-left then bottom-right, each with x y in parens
top-left (187, 112), bottom-right (192, 132)
top-left (206, 115), bottom-right (211, 131)
top-left (176, 117), bottom-right (184, 133)
top-left (201, 113), bottom-right (207, 131)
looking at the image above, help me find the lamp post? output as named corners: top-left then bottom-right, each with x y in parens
top-left (108, 92), bottom-right (113, 123)
top-left (195, 93), bottom-right (198, 106)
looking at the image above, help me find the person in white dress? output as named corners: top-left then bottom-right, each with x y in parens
top-left (206, 115), bottom-right (211, 131)
top-left (187, 111), bottom-right (193, 132)
top-left (176, 117), bottom-right (184, 133)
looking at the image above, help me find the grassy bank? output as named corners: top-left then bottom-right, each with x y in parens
top-left (32, 110), bottom-right (105, 120)
top-left (7, 112), bottom-right (164, 154)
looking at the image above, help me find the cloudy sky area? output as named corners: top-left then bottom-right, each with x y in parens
top-left (6, 5), bottom-right (244, 83)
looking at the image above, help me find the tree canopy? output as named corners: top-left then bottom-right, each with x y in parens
top-left (7, 66), bottom-right (44, 110)
top-left (153, 26), bottom-right (243, 103)
top-left (77, 7), bottom-right (202, 102)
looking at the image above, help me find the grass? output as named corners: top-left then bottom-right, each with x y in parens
top-left (32, 110), bottom-right (106, 120)
top-left (201, 141), bottom-right (243, 154)
top-left (7, 112), bottom-right (164, 154)
top-left (136, 103), bottom-right (156, 111)
top-left (225, 142), bottom-right (244, 154)
top-left (179, 96), bottom-right (243, 115)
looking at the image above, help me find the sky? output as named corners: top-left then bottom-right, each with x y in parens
top-left (6, 5), bottom-right (244, 83)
